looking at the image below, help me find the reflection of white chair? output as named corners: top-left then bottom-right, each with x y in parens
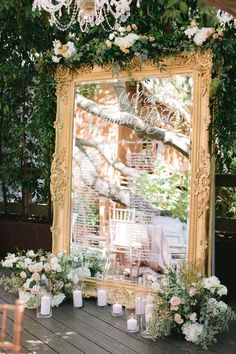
top-left (152, 216), bottom-right (187, 265)
top-left (109, 208), bottom-right (141, 276)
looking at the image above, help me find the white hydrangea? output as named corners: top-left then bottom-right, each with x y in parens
top-left (182, 322), bottom-right (204, 343)
top-left (114, 33), bottom-right (139, 48)
top-left (77, 266), bottom-right (91, 277)
top-left (193, 27), bottom-right (214, 46)
top-left (203, 275), bottom-right (221, 291)
top-left (2, 259), bottom-right (14, 268)
top-left (184, 26), bottom-right (198, 38)
top-left (52, 293), bottom-right (66, 307)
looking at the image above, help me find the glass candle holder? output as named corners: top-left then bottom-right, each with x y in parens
top-left (111, 302), bottom-right (123, 316)
top-left (73, 288), bottom-right (83, 308)
top-left (141, 301), bottom-right (155, 338)
top-left (127, 313), bottom-right (139, 333)
top-left (135, 296), bottom-right (144, 316)
top-left (36, 281), bottom-right (52, 318)
top-left (97, 288), bottom-right (107, 307)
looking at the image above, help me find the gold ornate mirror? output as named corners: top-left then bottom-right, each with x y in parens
top-left (51, 52), bottom-right (213, 301)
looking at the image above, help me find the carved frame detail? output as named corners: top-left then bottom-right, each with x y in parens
top-left (51, 52), bottom-right (214, 300)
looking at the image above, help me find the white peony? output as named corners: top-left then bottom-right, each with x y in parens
top-left (114, 33), bottom-right (139, 48)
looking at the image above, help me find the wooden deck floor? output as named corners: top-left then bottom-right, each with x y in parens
top-left (0, 287), bottom-right (236, 354)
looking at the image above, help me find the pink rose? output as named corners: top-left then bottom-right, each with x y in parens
top-left (170, 296), bottom-right (182, 307)
top-left (32, 272), bottom-right (40, 282)
top-left (44, 263), bottom-right (51, 272)
top-left (20, 271), bottom-right (27, 279)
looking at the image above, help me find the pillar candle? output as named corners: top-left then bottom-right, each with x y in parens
top-left (73, 289), bottom-right (83, 307)
top-left (40, 295), bottom-right (51, 315)
top-left (97, 289), bottom-right (107, 306)
top-left (112, 303), bottom-right (122, 315)
top-left (127, 316), bottom-right (138, 331)
top-left (145, 303), bottom-right (155, 322)
top-left (135, 296), bottom-right (143, 315)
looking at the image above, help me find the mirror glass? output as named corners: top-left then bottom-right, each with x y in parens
top-left (71, 75), bottom-right (193, 281)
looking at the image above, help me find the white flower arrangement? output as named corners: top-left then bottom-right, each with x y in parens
top-left (104, 24), bottom-right (155, 54)
top-left (146, 266), bottom-right (236, 349)
top-left (0, 249), bottom-right (105, 309)
top-left (184, 20), bottom-right (215, 46)
top-left (52, 39), bottom-right (76, 62)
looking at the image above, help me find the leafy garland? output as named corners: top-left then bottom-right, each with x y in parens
top-left (36, 0), bottom-right (236, 172)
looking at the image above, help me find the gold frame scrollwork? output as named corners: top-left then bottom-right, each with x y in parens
top-left (51, 51), bottom-right (214, 300)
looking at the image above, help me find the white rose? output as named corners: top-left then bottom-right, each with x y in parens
top-left (26, 250), bottom-right (36, 257)
top-left (189, 287), bottom-right (197, 297)
top-left (189, 312), bottom-right (197, 322)
top-left (52, 55), bottom-right (61, 63)
top-left (109, 33), bottom-right (115, 40)
top-left (174, 313), bottom-right (184, 324)
top-left (217, 286), bottom-right (228, 296)
top-left (20, 271), bottom-right (27, 279)
top-left (24, 258), bottom-right (32, 267)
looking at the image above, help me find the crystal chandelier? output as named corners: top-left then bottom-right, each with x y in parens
top-left (32, 0), bottom-right (134, 32)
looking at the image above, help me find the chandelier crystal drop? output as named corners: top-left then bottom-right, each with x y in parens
top-left (32, 0), bottom-right (134, 32)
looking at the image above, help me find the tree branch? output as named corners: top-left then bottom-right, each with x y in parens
top-left (76, 138), bottom-right (141, 179)
top-left (75, 93), bottom-right (190, 158)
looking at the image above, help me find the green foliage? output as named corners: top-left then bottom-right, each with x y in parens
top-left (216, 187), bottom-right (236, 218)
top-left (135, 161), bottom-right (190, 222)
top-left (0, 0), bottom-right (57, 218)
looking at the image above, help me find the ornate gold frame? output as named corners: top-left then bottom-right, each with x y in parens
top-left (51, 52), bottom-right (213, 300)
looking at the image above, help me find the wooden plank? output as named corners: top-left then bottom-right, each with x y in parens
top-left (215, 174), bottom-right (236, 187)
top-left (80, 300), bottom-right (191, 354)
top-left (54, 306), bottom-right (136, 354)
top-left (0, 289), bottom-right (84, 354)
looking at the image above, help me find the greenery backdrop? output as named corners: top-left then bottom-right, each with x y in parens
top-left (0, 0), bottom-right (235, 221)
